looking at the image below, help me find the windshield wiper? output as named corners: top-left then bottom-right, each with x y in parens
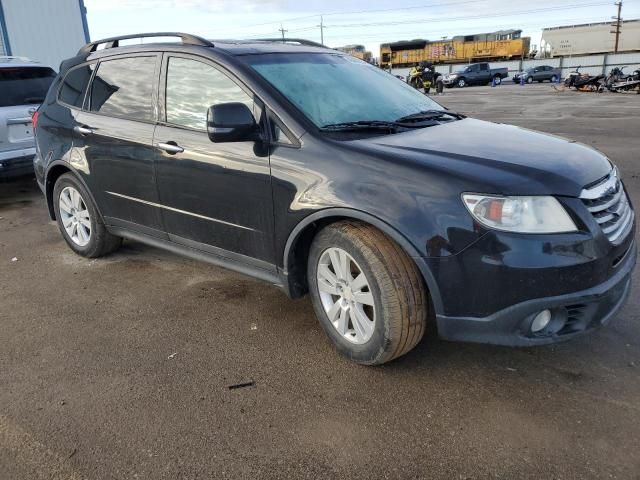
top-left (320, 120), bottom-right (408, 132)
top-left (395, 109), bottom-right (466, 123)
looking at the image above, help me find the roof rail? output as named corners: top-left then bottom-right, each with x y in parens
top-left (0, 55), bottom-right (33, 62)
top-left (254, 38), bottom-right (325, 48)
top-left (78, 32), bottom-right (214, 55)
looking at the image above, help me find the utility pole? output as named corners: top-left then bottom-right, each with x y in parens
top-left (317, 15), bottom-right (324, 45)
top-left (611, 1), bottom-right (623, 53)
top-left (278, 24), bottom-right (287, 42)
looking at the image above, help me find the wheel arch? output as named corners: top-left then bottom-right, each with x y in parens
top-left (44, 161), bottom-right (103, 223)
top-left (282, 208), bottom-right (443, 315)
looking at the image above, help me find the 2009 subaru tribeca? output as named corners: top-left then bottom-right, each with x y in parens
top-left (34, 33), bottom-right (636, 365)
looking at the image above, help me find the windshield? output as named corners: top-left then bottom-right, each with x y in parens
top-left (0, 66), bottom-right (56, 107)
top-left (246, 53), bottom-right (443, 128)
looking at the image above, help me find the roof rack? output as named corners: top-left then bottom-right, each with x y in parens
top-left (78, 32), bottom-right (214, 55)
top-left (254, 38), bottom-right (325, 48)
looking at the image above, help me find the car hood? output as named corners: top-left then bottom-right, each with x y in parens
top-left (353, 118), bottom-right (612, 197)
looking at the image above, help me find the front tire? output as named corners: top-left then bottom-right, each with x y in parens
top-left (53, 173), bottom-right (122, 258)
top-left (307, 221), bottom-right (428, 365)
top-left (457, 78), bottom-right (466, 88)
top-left (526, 76), bottom-right (534, 84)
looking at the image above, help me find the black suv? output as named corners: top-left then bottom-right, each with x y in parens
top-left (34, 33), bottom-right (636, 365)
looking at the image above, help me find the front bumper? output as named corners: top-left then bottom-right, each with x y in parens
top-left (0, 147), bottom-right (36, 178)
top-left (436, 240), bottom-right (636, 346)
top-left (442, 77), bottom-right (457, 86)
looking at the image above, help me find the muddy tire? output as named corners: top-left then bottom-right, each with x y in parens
top-left (53, 173), bottom-right (122, 258)
top-left (307, 221), bottom-right (428, 365)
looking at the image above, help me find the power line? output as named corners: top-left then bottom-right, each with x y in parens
top-left (321, 1), bottom-right (615, 29)
top-left (318, 15), bottom-right (616, 42)
top-left (234, 0), bottom-right (489, 29)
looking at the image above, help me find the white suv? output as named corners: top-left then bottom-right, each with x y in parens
top-left (0, 57), bottom-right (55, 178)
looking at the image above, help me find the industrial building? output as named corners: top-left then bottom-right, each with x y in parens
top-left (0, 0), bottom-right (89, 69)
top-left (541, 19), bottom-right (640, 57)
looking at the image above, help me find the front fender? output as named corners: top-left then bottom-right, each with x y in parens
top-left (282, 207), bottom-right (444, 315)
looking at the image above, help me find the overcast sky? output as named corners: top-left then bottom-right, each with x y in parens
top-left (84, 0), bottom-right (640, 57)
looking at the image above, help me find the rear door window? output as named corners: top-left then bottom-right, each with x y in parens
top-left (89, 56), bottom-right (157, 121)
top-left (0, 66), bottom-right (56, 107)
top-left (58, 63), bottom-right (95, 108)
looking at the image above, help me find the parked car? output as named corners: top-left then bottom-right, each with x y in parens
top-left (34, 33), bottom-right (636, 365)
top-left (442, 62), bottom-right (509, 87)
top-left (0, 57), bottom-right (56, 178)
top-left (513, 65), bottom-right (561, 84)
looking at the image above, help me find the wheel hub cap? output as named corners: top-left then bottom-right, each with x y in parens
top-left (59, 186), bottom-right (91, 247)
top-left (317, 247), bottom-right (376, 344)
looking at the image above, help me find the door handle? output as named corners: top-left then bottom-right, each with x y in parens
top-left (156, 142), bottom-right (184, 154)
top-left (73, 125), bottom-right (94, 135)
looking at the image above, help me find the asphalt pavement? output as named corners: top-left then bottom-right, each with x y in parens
top-left (1, 83), bottom-right (639, 479)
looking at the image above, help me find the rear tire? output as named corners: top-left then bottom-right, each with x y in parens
top-left (493, 75), bottom-right (502, 85)
top-left (551, 75), bottom-right (558, 83)
top-left (53, 173), bottom-right (122, 258)
top-left (307, 221), bottom-right (428, 365)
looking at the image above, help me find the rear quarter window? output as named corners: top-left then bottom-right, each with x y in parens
top-left (58, 63), bottom-right (95, 108)
top-left (0, 66), bottom-right (56, 107)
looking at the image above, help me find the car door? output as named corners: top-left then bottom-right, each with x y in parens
top-left (153, 54), bottom-right (275, 268)
top-left (73, 53), bottom-right (165, 237)
top-left (478, 63), bottom-right (490, 84)
top-left (543, 66), bottom-right (553, 81)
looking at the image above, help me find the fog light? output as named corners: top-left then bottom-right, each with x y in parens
top-left (531, 309), bottom-right (552, 332)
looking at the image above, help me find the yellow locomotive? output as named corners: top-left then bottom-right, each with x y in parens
top-left (380, 29), bottom-right (530, 68)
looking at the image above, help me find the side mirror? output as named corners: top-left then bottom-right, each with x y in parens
top-left (207, 102), bottom-right (257, 143)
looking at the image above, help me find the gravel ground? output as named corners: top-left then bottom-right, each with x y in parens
top-left (1, 83), bottom-right (639, 479)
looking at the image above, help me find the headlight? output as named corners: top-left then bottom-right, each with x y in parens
top-left (462, 194), bottom-right (577, 233)
top-left (449, 74), bottom-right (458, 79)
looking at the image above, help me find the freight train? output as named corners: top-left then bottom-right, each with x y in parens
top-left (380, 29), bottom-right (530, 68)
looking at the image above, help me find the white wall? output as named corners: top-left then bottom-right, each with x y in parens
top-left (2, 0), bottom-right (88, 69)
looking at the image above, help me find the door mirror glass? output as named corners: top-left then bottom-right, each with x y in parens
top-left (207, 102), bottom-right (257, 142)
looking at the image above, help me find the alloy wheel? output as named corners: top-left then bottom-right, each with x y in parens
top-left (59, 186), bottom-right (91, 247)
top-left (317, 247), bottom-right (376, 344)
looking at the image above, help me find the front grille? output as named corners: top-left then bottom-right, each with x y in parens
top-left (580, 169), bottom-right (634, 244)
